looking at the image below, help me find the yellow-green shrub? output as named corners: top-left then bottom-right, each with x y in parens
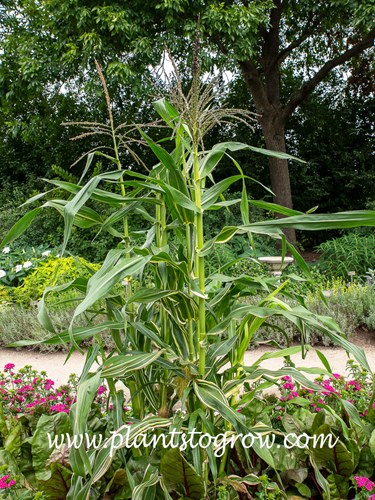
top-left (13, 256), bottom-right (100, 307)
top-left (0, 285), bottom-right (13, 309)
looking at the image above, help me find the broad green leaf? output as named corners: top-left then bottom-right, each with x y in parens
top-left (60, 170), bottom-right (124, 252)
top-left (249, 345), bottom-right (304, 368)
top-left (249, 199), bottom-right (303, 216)
top-left (312, 425), bottom-right (354, 477)
top-left (31, 413), bottom-right (71, 481)
top-left (41, 463), bottom-right (72, 500)
top-left (44, 200), bottom-right (103, 228)
top-left (37, 279), bottom-right (87, 334)
top-left (153, 97), bottom-right (179, 127)
top-left (199, 148), bottom-right (225, 177)
top-left (0, 207), bottom-right (42, 246)
top-left (160, 449), bottom-right (205, 499)
top-left (201, 175), bottom-right (243, 210)
top-left (72, 254), bottom-right (151, 320)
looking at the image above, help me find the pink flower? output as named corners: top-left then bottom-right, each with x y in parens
top-left (4, 363), bottom-right (15, 371)
top-left (97, 385), bottom-right (107, 395)
top-left (353, 476), bottom-right (374, 490)
top-left (322, 384), bottom-right (335, 396)
top-left (332, 373), bottom-right (341, 379)
top-left (44, 379), bottom-right (54, 390)
top-left (0, 475), bottom-right (16, 489)
top-left (282, 382), bottom-right (295, 390)
top-left (346, 380), bottom-right (362, 391)
top-left (18, 385), bottom-right (33, 393)
top-left (13, 378), bottom-right (22, 384)
top-left (282, 376), bottom-right (292, 382)
top-left (50, 403), bottom-right (69, 413)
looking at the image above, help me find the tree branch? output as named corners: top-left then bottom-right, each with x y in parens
top-left (238, 60), bottom-right (269, 113)
top-left (277, 32), bottom-right (310, 64)
top-left (283, 27), bottom-right (375, 119)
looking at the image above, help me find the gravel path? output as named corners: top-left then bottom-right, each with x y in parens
top-left (2, 332), bottom-right (375, 387)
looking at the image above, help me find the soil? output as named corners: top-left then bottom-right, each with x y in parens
top-left (1, 330), bottom-right (375, 387)
top-left (300, 250), bottom-right (320, 263)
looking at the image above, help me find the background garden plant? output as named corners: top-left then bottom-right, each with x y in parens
top-left (2, 59), bottom-right (375, 499)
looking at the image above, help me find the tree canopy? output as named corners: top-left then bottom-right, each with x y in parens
top-left (0, 0), bottom-right (374, 242)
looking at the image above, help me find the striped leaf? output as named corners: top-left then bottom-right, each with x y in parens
top-left (132, 465), bottom-right (159, 500)
top-left (91, 417), bottom-right (172, 484)
top-left (102, 351), bottom-right (163, 378)
top-left (70, 372), bottom-right (101, 476)
top-left (60, 170), bottom-right (124, 252)
top-left (242, 210), bottom-right (375, 232)
top-left (243, 367), bottom-right (323, 392)
top-left (72, 254), bottom-right (151, 320)
top-left (7, 321), bottom-right (124, 347)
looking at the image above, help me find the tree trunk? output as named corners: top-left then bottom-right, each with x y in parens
top-left (239, 60), bottom-right (296, 243)
top-left (260, 114), bottom-right (296, 243)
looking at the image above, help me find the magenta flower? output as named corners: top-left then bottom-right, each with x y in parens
top-left (18, 385), bottom-right (33, 393)
top-left (353, 476), bottom-right (375, 491)
top-left (44, 379), bottom-right (54, 390)
top-left (0, 475), bottom-right (16, 489)
top-left (332, 373), bottom-right (341, 379)
top-left (50, 403), bottom-right (69, 413)
top-left (282, 382), bottom-right (295, 390)
top-left (4, 363), bottom-right (15, 371)
top-left (346, 380), bottom-right (362, 391)
top-left (282, 376), bottom-right (292, 382)
top-left (97, 385), bottom-right (107, 395)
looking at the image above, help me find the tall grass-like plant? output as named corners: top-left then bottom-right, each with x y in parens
top-left (4, 59), bottom-right (375, 498)
top-left (317, 232), bottom-right (375, 279)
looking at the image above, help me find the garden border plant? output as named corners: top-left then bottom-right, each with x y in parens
top-left (2, 57), bottom-right (375, 499)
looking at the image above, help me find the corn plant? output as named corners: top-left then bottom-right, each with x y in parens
top-left (4, 65), bottom-right (375, 499)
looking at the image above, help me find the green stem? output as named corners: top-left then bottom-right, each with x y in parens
top-left (156, 194), bottom-right (170, 415)
top-left (186, 223), bottom-right (195, 360)
top-left (192, 145), bottom-right (206, 377)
